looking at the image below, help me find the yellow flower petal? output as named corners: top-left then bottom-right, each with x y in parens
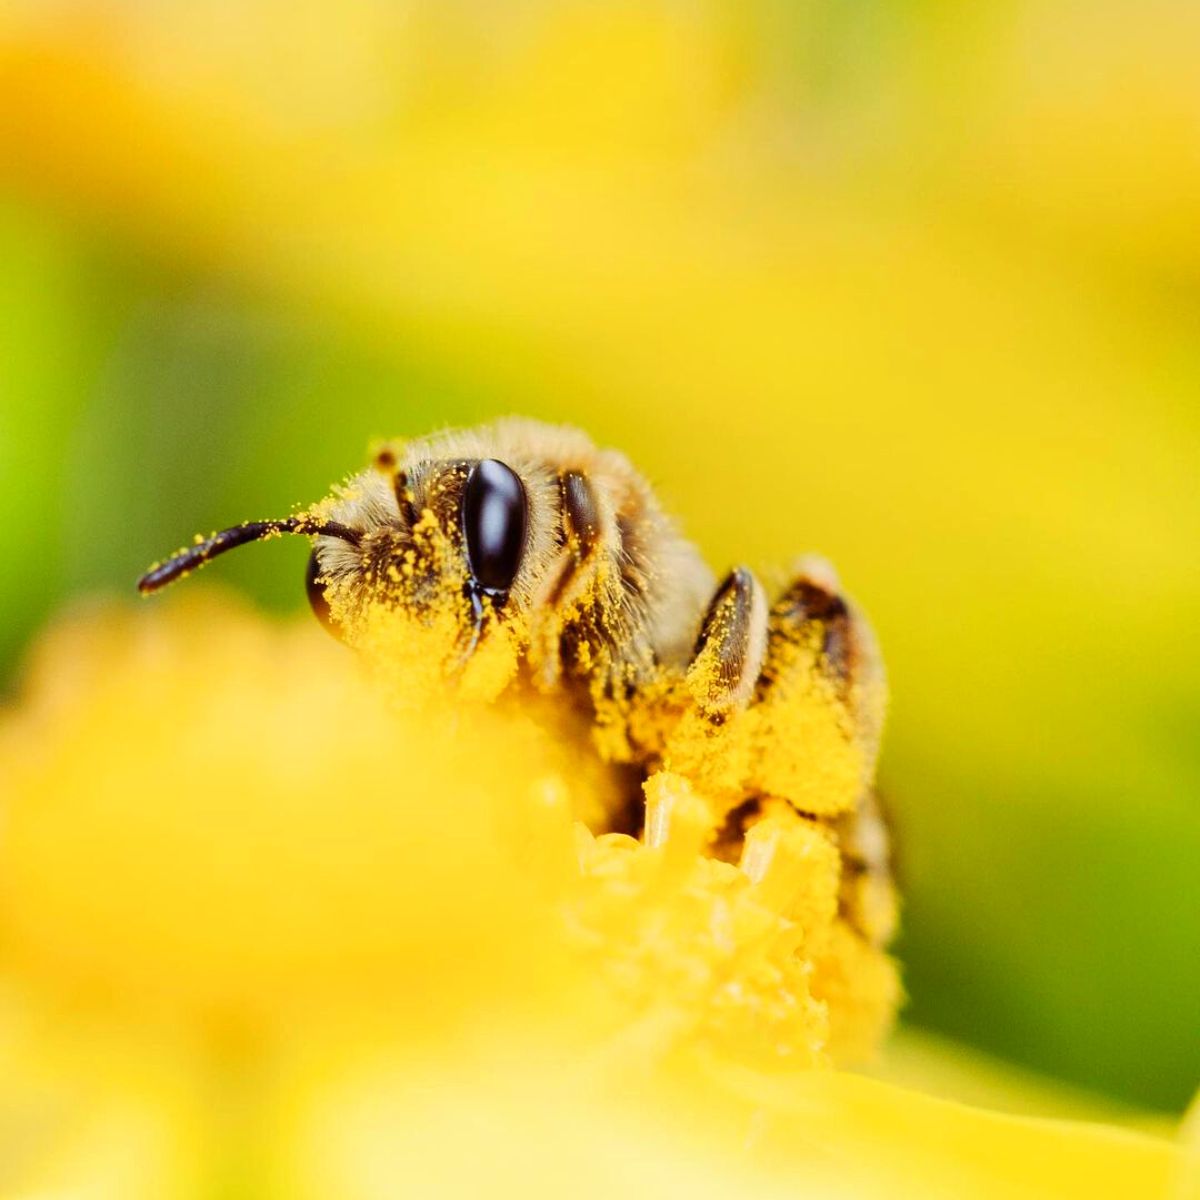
top-left (0, 597), bottom-right (1188, 1196)
top-left (1, 595), bottom-right (896, 1061)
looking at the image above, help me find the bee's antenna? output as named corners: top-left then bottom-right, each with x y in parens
top-left (138, 518), bottom-right (362, 595)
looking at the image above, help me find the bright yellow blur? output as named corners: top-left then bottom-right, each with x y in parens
top-left (0, 597), bottom-right (1190, 1197)
top-left (0, 594), bottom-right (890, 1059)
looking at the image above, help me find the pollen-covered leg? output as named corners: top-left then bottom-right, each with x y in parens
top-left (659, 558), bottom-right (884, 815)
top-left (750, 558), bottom-right (886, 804)
top-left (643, 568), bottom-right (769, 814)
top-left (527, 469), bottom-right (621, 691)
top-left (685, 567), bottom-right (769, 716)
top-left (754, 558), bottom-right (895, 947)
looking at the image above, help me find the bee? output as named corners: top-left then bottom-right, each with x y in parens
top-left (140, 418), bottom-right (894, 948)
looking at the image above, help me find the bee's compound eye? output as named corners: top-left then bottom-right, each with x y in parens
top-left (462, 458), bottom-right (528, 594)
top-left (305, 549), bottom-right (340, 638)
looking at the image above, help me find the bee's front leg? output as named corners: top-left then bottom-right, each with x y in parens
top-left (685, 566), bottom-right (770, 717)
top-left (645, 566), bottom-right (770, 810)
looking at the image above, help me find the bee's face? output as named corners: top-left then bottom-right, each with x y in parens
top-left (307, 450), bottom-right (539, 672)
top-left (138, 418), bottom-right (716, 697)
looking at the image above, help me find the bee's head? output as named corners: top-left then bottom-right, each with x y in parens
top-left (308, 447), bottom-right (531, 657)
top-left (139, 442), bottom-right (534, 677)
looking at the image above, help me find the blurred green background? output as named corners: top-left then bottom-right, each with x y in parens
top-left (1, 1), bottom-right (1197, 1113)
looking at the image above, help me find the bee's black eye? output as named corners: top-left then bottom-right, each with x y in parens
top-left (462, 458), bottom-right (528, 594)
top-left (305, 549), bottom-right (340, 638)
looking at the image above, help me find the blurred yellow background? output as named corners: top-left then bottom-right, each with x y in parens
top-left (0, 0), bottom-right (1197, 1113)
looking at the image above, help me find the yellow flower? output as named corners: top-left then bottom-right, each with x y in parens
top-left (0, 596), bottom-right (1191, 1197)
top-left (1, 0), bottom-right (1199, 1115)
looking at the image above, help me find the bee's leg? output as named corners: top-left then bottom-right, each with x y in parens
top-left (760, 556), bottom-right (885, 772)
top-left (651, 566), bottom-right (768, 840)
top-left (685, 566), bottom-right (770, 717)
top-left (757, 557), bottom-right (894, 945)
top-left (528, 470), bottom-right (613, 690)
